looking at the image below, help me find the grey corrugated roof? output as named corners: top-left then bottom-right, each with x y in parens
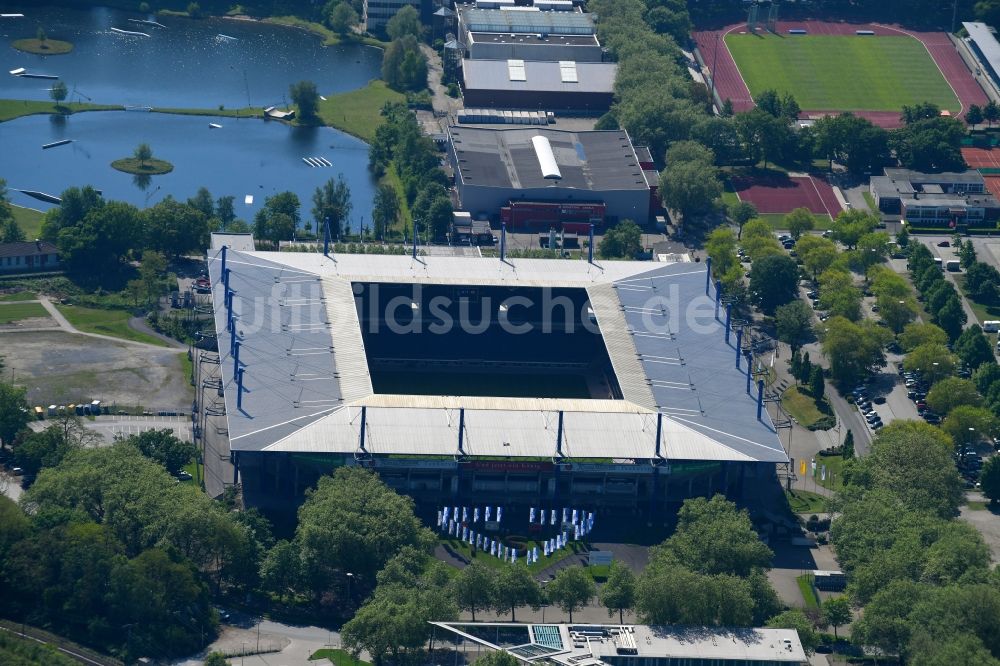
top-left (0, 240), bottom-right (56, 259)
top-left (462, 58), bottom-right (615, 93)
top-left (883, 168), bottom-right (984, 185)
top-left (208, 248), bottom-right (784, 462)
top-left (965, 22), bottom-right (1000, 70)
top-left (449, 125), bottom-right (648, 192)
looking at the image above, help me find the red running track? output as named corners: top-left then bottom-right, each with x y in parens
top-left (693, 20), bottom-right (988, 129)
top-left (731, 173), bottom-right (843, 217)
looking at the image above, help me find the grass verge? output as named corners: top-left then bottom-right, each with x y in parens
top-left (317, 80), bottom-right (406, 142)
top-left (55, 304), bottom-right (167, 346)
top-left (11, 38), bottom-right (74, 54)
top-left (797, 573), bottom-right (821, 609)
top-left (966, 500), bottom-right (989, 511)
top-left (862, 191), bottom-right (877, 211)
top-left (0, 99), bottom-right (121, 123)
top-left (441, 536), bottom-right (587, 574)
top-left (383, 162), bottom-right (413, 235)
top-left (781, 386), bottom-right (836, 430)
top-left (0, 302), bottom-right (49, 323)
top-left (814, 452), bottom-right (847, 491)
top-left (151, 106), bottom-right (265, 119)
top-left (785, 489), bottom-right (828, 514)
top-left (264, 16), bottom-right (387, 49)
top-left (11, 204), bottom-right (44, 239)
top-left (111, 157), bottom-right (174, 175)
top-left (725, 33), bottom-right (959, 112)
top-left (0, 290), bottom-right (37, 302)
top-left (310, 648), bottom-right (372, 666)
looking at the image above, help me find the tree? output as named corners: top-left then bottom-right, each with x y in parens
top-left (294, 468), bottom-right (433, 596)
top-left (728, 200), bottom-right (758, 239)
top-left (851, 580), bottom-right (924, 659)
top-left (187, 187), bottom-right (214, 220)
top-left (204, 654), bottom-right (231, 666)
top-left (50, 80), bottom-right (68, 105)
top-left (312, 175), bottom-right (353, 240)
top-left (475, 653), bottom-right (520, 666)
top-left (326, 1), bottom-right (359, 36)
top-left (809, 366), bottom-right (825, 403)
top-left (372, 183), bottom-right (399, 239)
top-left (260, 540), bottom-right (302, 599)
top-left (124, 429), bottom-right (196, 475)
top-left (831, 209), bottom-right (878, 249)
top-left (661, 495), bottom-right (773, 577)
top-left (942, 405), bottom-right (998, 447)
top-left (966, 104), bottom-right (984, 127)
top-left (926, 377), bottom-right (983, 415)
top-left (0, 381), bottom-right (30, 447)
top-left (900, 322), bottom-right (949, 352)
top-left (767, 609), bottom-right (819, 654)
top-left (735, 109), bottom-right (790, 168)
top-left (144, 197), bottom-right (209, 257)
top-left (493, 564), bottom-right (543, 621)
top-left (382, 36), bottom-right (427, 92)
top-left (386, 5), bottom-right (423, 40)
top-left (134, 142), bottom-right (153, 168)
top-left (775, 301), bottom-right (813, 352)
top-left (982, 456), bottom-right (1000, 505)
top-left (216, 195), bottom-right (236, 228)
top-left (290, 80), bottom-right (319, 119)
top-left (986, 100), bottom-right (1000, 128)
top-left (637, 557), bottom-right (754, 626)
top-left (821, 316), bottom-right (892, 387)
top-left (822, 597), bottom-right (851, 639)
top-left (186, 2), bottom-right (202, 18)
top-left (658, 159), bottom-right (721, 225)
top-left (750, 254), bottom-right (799, 315)
top-left (452, 561), bottom-right (493, 621)
top-left (843, 430), bottom-right (855, 459)
top-left (784, 207), bottom-right (815, 240)
top-left (796, 235), bottom-right (840, 280)
top-left (254, 192), bottom-right (301, 243)
top-left (600, 561), bottom-right (636, 624)
top-left (891, 116), bottom-right (966, 172)
top-left (904, 343), bottom-right (957, 384)
top-left (954, 325), bottom-right (995, 370)
top-left (853, 231), bottom-right (891, 271)
top-left (599, 220), bottom-right (642, 259)
top-left (546, 566), bottom-right (596, 622)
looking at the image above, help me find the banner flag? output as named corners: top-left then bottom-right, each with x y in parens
top-left (443, 507), bottom-right (449, 523)
top-left (821, 465), bottom-right (827, 481)
top-left (474, 507), bottom-right (480, 523)
top-left (562, 508), bottom-right (568, 524)
top-left (485, 506), bottom-right (491, 522)
top-left (800, 459), bottom-right (806, 476)
top-left (497, 507), bottom-right (503, 522)
top-left (529, 507), bottom-right (536, 523)
top-left (550, 509), bottom-right (557, 525)
top-left (572, 509), bottom-right (578, 524)
top-left (810, 459), bottom-right (816, 477)
top-left (574, 524), bottom-right (580, 540)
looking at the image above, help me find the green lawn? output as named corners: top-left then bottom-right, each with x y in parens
top-left (796, 573), bottom-right (821, 609)
top-left (814, 452), bottom-right (847, 491)
top-left (310, 648), bottom-right (371, 666)
top-left (0, 99), bottom-right (121, 123)
top-left (0, 290), bottom-right (37, 302)
top-left (55, 304), bottom-right (167, 346)
top-left (317, 80), bottom-right (406, 142)
top-left (0, 302), bottom-right (49, 323)
top-left (440, 536), bottom-right (587, 574)
top-left (966, 500), bottom-right (989, 511)
top-left (862, 191), bottom-right (877, 212)
top-left (726, 34), bottom-right (960, 112)
top-left (781, 386), bottom-right (836, 430)
top-left (11, 204), bottom-right (44, 239)
top-left (785, 489), bottom-right (828, 514)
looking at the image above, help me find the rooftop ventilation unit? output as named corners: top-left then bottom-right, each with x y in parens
top-left (531, 135), bottom-right (562, 180)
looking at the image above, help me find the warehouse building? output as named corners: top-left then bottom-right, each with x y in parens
top-left (457, 6), bottom-right (604, 62)
top-left (433, 623), bottom-right (808, 666)
top-left (448, 125), bottom-right (653, 229)
top-left (461, 59), bottom-right (617, 112)
top-left (870, 168), bottom-right (1000, 227)
top-left (206, 238), bottom-right (786, 517)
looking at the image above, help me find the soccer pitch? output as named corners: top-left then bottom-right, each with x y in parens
top-left (725, 34), bottom-right (960, 112)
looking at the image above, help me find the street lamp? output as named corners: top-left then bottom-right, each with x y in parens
top-left (346, 572), bottom-right (354, 604)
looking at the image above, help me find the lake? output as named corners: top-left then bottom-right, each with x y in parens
top-left (0, 111), bottom-right (377, 229)
top-left (0, 5), bottom-right (382, 108)
top-left (0, 5), bottom-right (382, 225)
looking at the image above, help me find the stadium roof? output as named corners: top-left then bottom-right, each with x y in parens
top-left (964, 22), bottom-right (1000, 70)
top-left (432, 623), bottom-right (807, 664)
top-left (207, 248), bottom-right (784, 464)
top-left (461, 8), bottom-right (595, 35)
top-left (461, 59), bottom-right (616, 94)
top-left (449, 126), bottom-right (649, 192)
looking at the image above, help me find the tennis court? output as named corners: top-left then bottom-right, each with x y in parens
top-left (730, 173), bottom-right (843, 217)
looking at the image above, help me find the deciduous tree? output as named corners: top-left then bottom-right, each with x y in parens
top-left (547, 566), bottom-right (596, 622)
top-left (775, 301), bottom-right (813, 352)
top-left (600, 561), bottom-right (636, 624)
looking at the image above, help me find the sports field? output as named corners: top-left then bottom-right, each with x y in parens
top-left (725, 34), bottom-right (960, 112)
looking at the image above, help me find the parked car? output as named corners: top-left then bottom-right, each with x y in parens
top-left (873, 395), bottom-right (886, 404)
top-left (937, 240), bottom-right (950, 247)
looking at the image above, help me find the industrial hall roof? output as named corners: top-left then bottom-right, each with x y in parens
top-left (207, 244), bottom-right (785, 464)
top-left (461, 59), bottom-right (616, 94)
top-left (449, 126), bottom-right (649, 192)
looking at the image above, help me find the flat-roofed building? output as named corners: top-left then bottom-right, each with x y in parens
top-left (870, 168), bottom-right (1000, 227)
top-left (461, 59), bottom-right (616, 112)
top-left (448, 125), bottom-right (652, 227)
top-left (433, 623), bottom-right (808, 666)
top-left (458, 6), bottom-right (604, 61)
top-left (963, 22), bottom-right (1000, 90)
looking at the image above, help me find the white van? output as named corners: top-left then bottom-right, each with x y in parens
top-left (983, 321), bottom-right (1000, 333)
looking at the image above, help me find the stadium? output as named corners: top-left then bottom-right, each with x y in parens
top-left (206, 234), bottom-right (786, 517)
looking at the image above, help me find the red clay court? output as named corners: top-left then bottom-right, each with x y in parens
top-left (731, 173), bottom-right (843, 217)
top-left (693, 20), bottom-right (987, 129)
top-left (962, 146), bottom-right (1000, 198)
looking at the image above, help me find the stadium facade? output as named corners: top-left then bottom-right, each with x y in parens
top-left (207, 235), bottom-right (785, 516)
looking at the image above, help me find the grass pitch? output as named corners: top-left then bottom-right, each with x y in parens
top-left (725, 34), bottom-right (959, 112)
